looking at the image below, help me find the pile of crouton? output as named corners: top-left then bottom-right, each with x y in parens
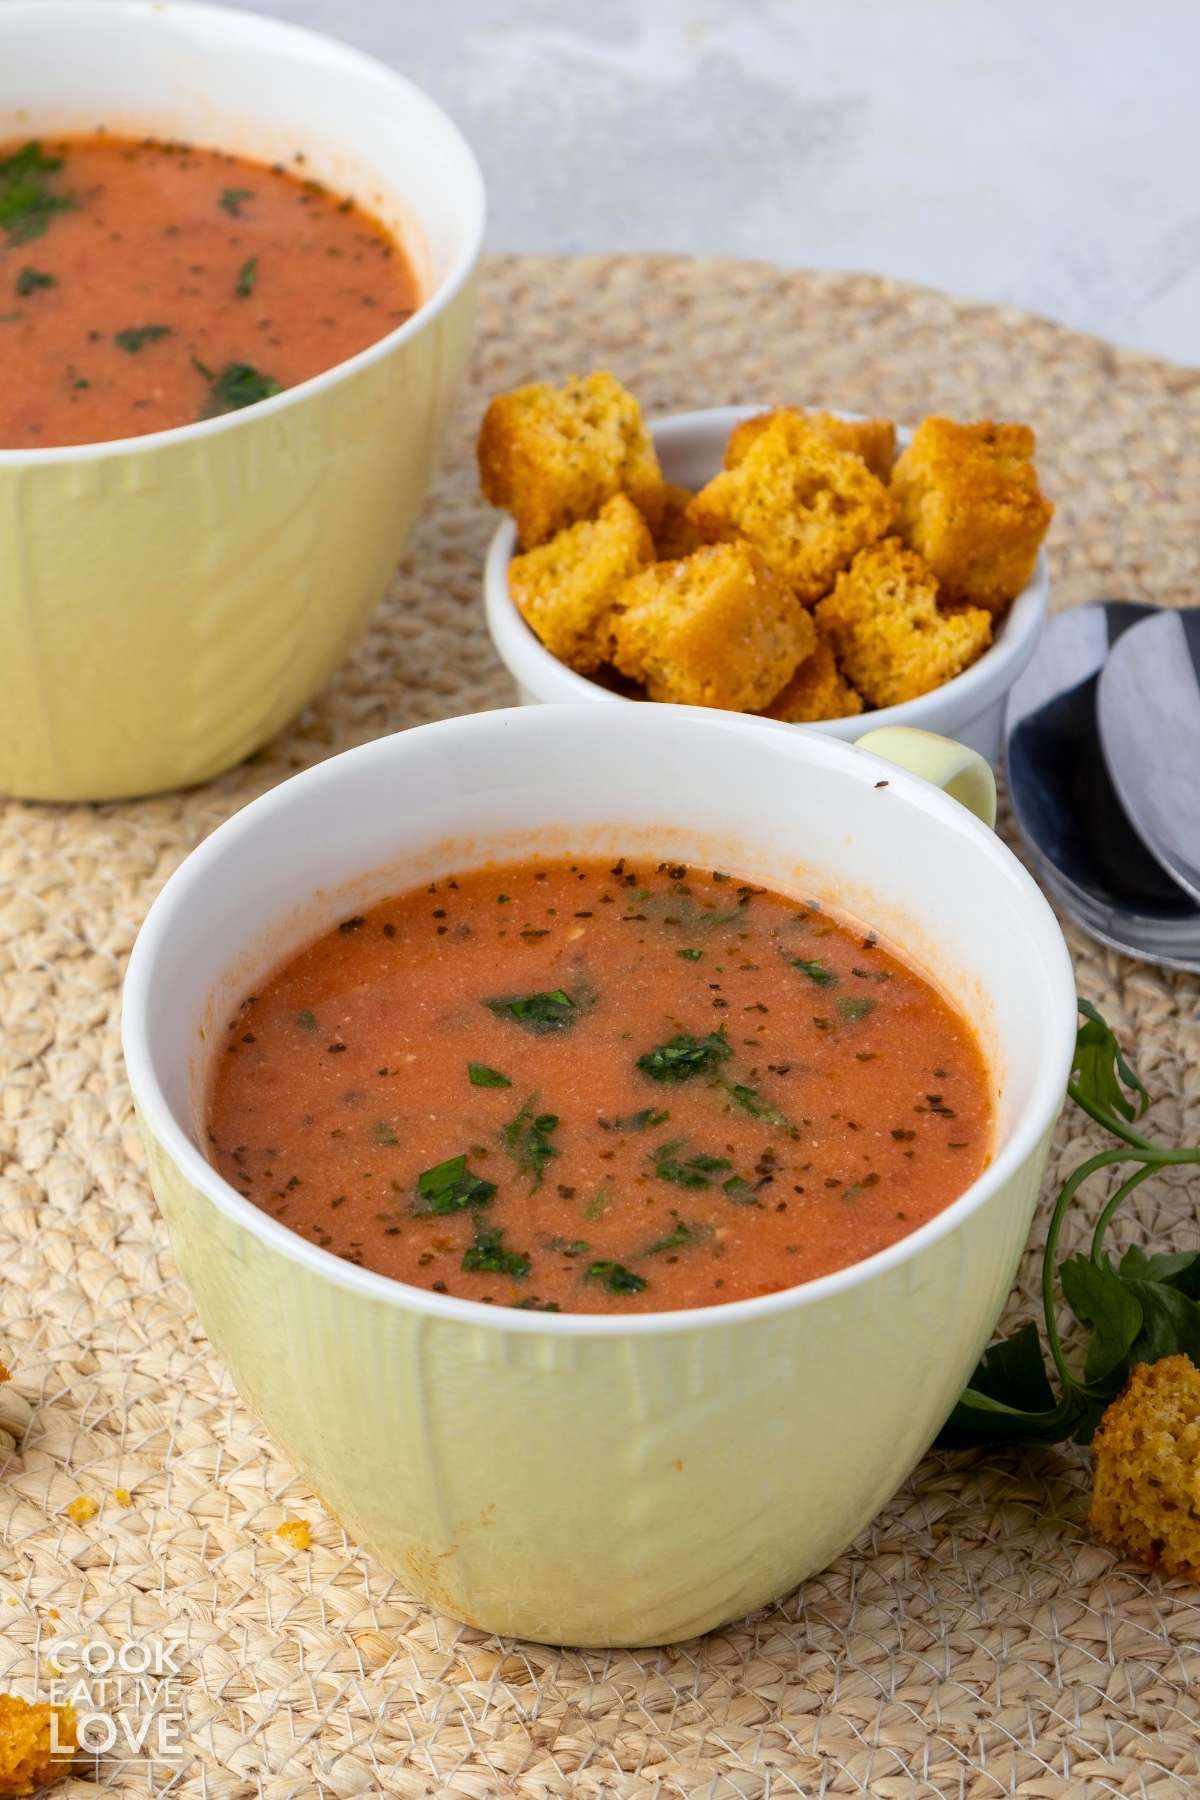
top-left (478, 371), bottom-right (1054, 719)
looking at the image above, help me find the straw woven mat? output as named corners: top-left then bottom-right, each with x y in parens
top-left (2, 255), bottom-right (1200, 1800)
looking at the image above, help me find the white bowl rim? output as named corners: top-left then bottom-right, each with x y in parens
top-left (484, 404), bottom-right (1050, 736)
top-left (0, 0), bottom-right (486, 467)
top-left (122, 702), bottom-right (1078, 1340)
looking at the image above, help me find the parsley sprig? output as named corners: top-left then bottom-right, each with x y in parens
top-left (944, 1002), bottom-right (1200, 1446)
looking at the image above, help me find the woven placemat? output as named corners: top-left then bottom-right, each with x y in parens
top-left (3, 254), bottom-right (1200, 1798)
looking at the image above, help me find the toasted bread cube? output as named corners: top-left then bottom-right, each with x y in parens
top-left (815, 538), bottom-right (992, 708)
top-left (689, 412), bottom-right (892, 603)
top-left (611, 541), bottom-right (815, 711)
top-left (1090, 1356), bottom-right (1200, 1581)
top-left (726, 407), bottom-right (896, 482)
top-left (891, 416), bottom-right (1053, 611)
top-left (649, 481), bottom-right (704, 561)
top-left (762, 623), bottom-right (864, 722)
top-left (478, 370), bottom-right (663, 548)
top-left (507, 494), bottom-right (653, 673)
top-left (0, 1694), bottom-right (76, 1797)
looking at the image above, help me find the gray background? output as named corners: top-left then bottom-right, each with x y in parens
top-left (227, 0), bottom-right (1199, 363)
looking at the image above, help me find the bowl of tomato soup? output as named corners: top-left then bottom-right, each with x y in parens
top-left (0, 1), bottom-right (484, 800)
top-left (123, 705), bottom-right (1076, 1647)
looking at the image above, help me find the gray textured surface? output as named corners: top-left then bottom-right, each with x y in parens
top-left (224, 0), bottom-right (1198, 362)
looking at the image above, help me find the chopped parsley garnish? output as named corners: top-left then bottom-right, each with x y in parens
top-left (412, 1154), bottom-right (495, 1217)
top-left (651, 1139), bottom-right (732, 1189)
top-left (837, 995), bottom-right (876, 1022)
top-left (0, 142), bottom-right (74, 246)
top-left (607, 1107), bottom-right (671, 1132)
top-left (723, 1082), bottom-right (794, 1131)
top-left (484, 989), bottom-right (577, 1034)
top-left (636, 1028), bottom-right (731, 1083)
top-left (514, 1296), bottom-right (561, 1312)
top-left (202, 361), bottom-right (283, 417)
top-left (115, 324), bottom-right (171, 353)
top-left (677, 947), bottom-right (703, 961)
top-left (791, 957), bottom-right (837, 986)
top-left (15, 266), bottom-right (55, 296)
top-left (585, 1260), bottom-right (647, 1295)
top-left (722, 1175), bottom-right (761, 1206)
top-left (295, 1009), bottom-right (318, 1032)
top-left (372, 1121), bottom-right (399, 1146)
top-left (462, 1225), bottom-right (530, 1278)
top-left (644, 1217), bottom-right (713, 1256)
top-left (542, 1236), bottom-right (590, 1257)
top-left (235, 254), bottom-right (258, 297)
top-left (218, 187), bottom-right (254, 215)
top-left (468, 1061), bottom-right (511, 1088)
top-left (500, 1095), bottom-right (560, 1190)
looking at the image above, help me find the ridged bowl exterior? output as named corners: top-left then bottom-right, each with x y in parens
top-left (142, 1109), bottom-right (1053, 1648)
top-left (0, 277), bottom-right (476, 801)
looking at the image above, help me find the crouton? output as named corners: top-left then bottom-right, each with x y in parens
top-left (1089, 1355), bottom-right (1200, 1580)
top-left (649, 482), bottom-right (704, 561)
top-left (726, 407), bottom-right (896, 482)
top-left (478, 370), bottom-right (663, 548)
top-left (762, 623), bottom-right (864, 723)
top-left (890, 416), bottom-right (1053, 612)
top-left (276, 1518), bottom-right (312, 1551)
top-left (688, 412), bottom-right (892, 603)
top-left (507, 493), bottom-right (653, 672)
top-left (0, 1695), bottom-right (75, 1798)
top-left (611, 541), bottom-right (815, 711)
top-left (815, 538), bottom-right (992, 709)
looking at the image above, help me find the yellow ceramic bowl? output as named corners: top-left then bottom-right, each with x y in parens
top-left (0, 1), bottom-right (484, 801)
top-left (123, 706), bottom-right (1077, 1648)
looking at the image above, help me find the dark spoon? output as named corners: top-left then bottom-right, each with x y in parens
top-left (1004, 601), bottom-right (1200, 970)
top-left (1097, 609), bottom-right (1200, 907)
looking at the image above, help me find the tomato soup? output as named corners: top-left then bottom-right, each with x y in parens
top-left (0, 134), bottom-right (418, 447)
top-left (206, 857), bottom-right (992, 1314)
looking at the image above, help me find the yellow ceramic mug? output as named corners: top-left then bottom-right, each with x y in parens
top-left (123, 705), bottom-right (1073, 1647)
top-left (0, 1), bottom-right (484, 801)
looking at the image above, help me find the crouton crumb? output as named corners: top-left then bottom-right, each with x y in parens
top-left (725, 407), bottom-right (896, 483)
top-left (763, 624), bottom-right (864, 722)
top-left (611, 541), bottom-right (815, 711)
top-left (508, 493), bottom-right (653, 672)
top-left (816, 538), bottom-right (992, 708)
top-left (0, 1695), bottom-right (75, 1797)
top-left (477, 370), bottom-right (663, 548)
top-left (65, 1496), bottom-right (97, 1526)
top-left (113, 1489), bottom-right (132, 1509)
top-left (1090, 1355), bottom-right (1200, 1580)
top-left (891, 416), bottom-right (1053, 611)
top-left (276, 1518), bottom-right (312, 1552)
top-left (688, 411), bottom-right (892, 603)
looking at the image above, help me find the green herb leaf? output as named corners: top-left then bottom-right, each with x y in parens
top-left (651, 1139), bottom-right (731, 1189)
top-left (584, 1260), bottom-right (647, 1295)
top-left (462, 1225), bottom-right (530, 1279)
top-left (500, 1095), bottom-right (560, 1190)
top-left (636, 1028), bottom-right (731, 1084)
top-left (412, 1154), bottom-right (495, 1217)
top-left (468, 1061), bottom-right (511, 1088)
top-left (722, 1175), bottom-right (761, 1206)
top-left (235, 254), bottom-right (258, 297)
top-left (1059, 1254), bottom-right (1142, 1386)
top-left (295, 1009), bottom-right (318, 1032)
top-left (513, 1296), bottom-right (561, 1312)
top-left (836, 995), bottom-right (876, 1023)
top-left (677, 947), bottom-right (703, 961)
top-left (1070, 999), bottom-right (1150, 1132)
top-left (484, 989), bottom-right (578, 1034)
top-left (219, 186), bottom-right (254, 216)
top-left (607, 1107), bottom-right (671, 1132)
top-left (115, 324), bottom-right (171, 353)
top-left (791, 957), bottom-right (837, 986)
top-left (372, 1121), bottom-right (399, 1147)
top-left (643, 1216), bottom-right (713, 1257)
top-left (0, 141), bottom-right (74, 245)
top-left (15, 266), bottom-right (55, 296)
top-left (723, 1082), bottom-right (793, 1130)
top-left (202, 361), bottom-right (283, 417)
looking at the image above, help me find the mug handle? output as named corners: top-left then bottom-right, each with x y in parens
top-left (856, 726), bottom-right (997, 829)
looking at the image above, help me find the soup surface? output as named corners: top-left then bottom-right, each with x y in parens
top-left (207, 858), bottom-right (992, 1313)
top-left (0, 135), bottom-right (418, 447)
